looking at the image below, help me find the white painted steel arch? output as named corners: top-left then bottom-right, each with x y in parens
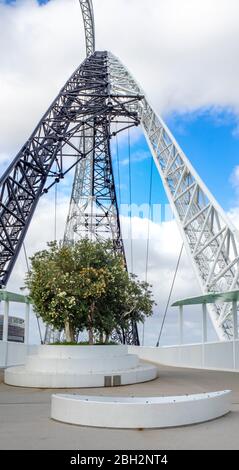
top-left (108, 52), bottom-right (239, 341)
top-left (77, 1), bottom-right (239, 341)
top-left (79, 0), bottom-right (95, 56)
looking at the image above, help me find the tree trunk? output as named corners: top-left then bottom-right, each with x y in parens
top-left (99, 332), bottom-right (103, 344)
top-left (88, 302), bottom-right (95, 345)
top-left (65, 319), bottom-right (75, 343)
top-left (105, 334), bottom-right (110, 344)
top-left (88, 327), bottom-right (94, 345)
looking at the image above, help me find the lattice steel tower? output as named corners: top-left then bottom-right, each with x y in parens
top-left (1, 1), bottom-right (239, 342)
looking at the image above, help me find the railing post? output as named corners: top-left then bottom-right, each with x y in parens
top-left (202, 303), bottom-right (207, 367)
top-left (24, 302), bottom-right (30, 345)
top-left (179, 305), bottom-right (183, 345)
top-left (202, 303), bottom-right (207, 343)
top-left (3, 299), bottom-right (9, 342)
top-left (3, 299), bottom-right (9, 367)
top-left (233, 300), bottom-right (238, 340)
top-left (232, 300), bottom-right (238, 369)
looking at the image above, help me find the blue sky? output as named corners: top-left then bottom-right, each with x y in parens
top-left (112, 109), bottom-right (239, 218)
top-left (1, 0), bottom-right (239, 345)
top-left (2, 0), bottom-right (239, 219)
top-left (168, 110), bottom-right (239, 212)
top-left (3, 0), bottom-right (49, 3)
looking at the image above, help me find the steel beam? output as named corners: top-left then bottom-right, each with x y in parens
top-left (79, 0), bottom-right (95, 56)
top-left (108, 51), bottom-right (239, 340)
top-left (0, 52), bottom-right (141, 289)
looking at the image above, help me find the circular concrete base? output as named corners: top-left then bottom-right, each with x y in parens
top-left (51, 390), bottom-right (231, 428)
top-left (5, 363), bottom-right (157, 388)
top-left (4, 345), bottom-right (158, 388)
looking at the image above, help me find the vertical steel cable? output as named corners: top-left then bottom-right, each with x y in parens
top-left (142, 156), bottom-right (154, 345)
top-left (115, 127), bottom-right (121, 207)
top-left (54, 178), bottom-right (58, 241)
top-left (23, 242), bottom-right (43, 344)
top-left (23, 242), bottom-right (30, 273)
top-left (156, 243), bottom-right (184, 347)
top-left (127, 126), bottom-right (133, 273)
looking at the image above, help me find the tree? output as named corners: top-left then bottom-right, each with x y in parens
top-left (95, 271), bottom-right (155, 343)
top-left (25, 239), bottom-right (155, 343)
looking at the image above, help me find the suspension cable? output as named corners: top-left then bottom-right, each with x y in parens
top-left (127, 125), bottom-right (133, 273)
top-left (142, 155), bottom-right (154, 345)
top-left (156, 243), bottom-right (184, 347)
top-left (54, 168), bottom-right (58, 242)
top-left (23, 241), bottom-right (43, 344)
top-left (115, 126), bottom-right (122, 207)
top-left (23, 242), bottom-right (30, 273)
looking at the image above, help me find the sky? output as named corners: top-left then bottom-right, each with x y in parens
top-left (1, 0), bottom-right (239, 345)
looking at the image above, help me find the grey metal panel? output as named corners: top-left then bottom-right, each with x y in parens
top-left (104, 376), bottom-right (112, 387)
top-left (113, 375), bottom-right (121, 387)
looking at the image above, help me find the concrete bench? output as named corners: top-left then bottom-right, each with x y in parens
top-left (51, 390), bottom-right (231, 428)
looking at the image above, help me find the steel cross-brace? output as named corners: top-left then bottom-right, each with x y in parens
top-left (2, 0), bottom-right (239, 343)
top-left (107, 52), bottom-right (239, 340)
top-left (79, 0), bottom-right (95, 56)
top-left (0, 51), bottom-right (142, 289)
top-left (64, 116), bottom-right (126, 260)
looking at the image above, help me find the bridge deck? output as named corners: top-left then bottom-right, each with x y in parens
top-left (0, 363), bottom-right (239, 450)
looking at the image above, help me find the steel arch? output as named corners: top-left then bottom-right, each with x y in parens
top-left (107, 51), bottom-right (239, 341)
top-left (79, 0), bottom-right (95, 56)
top-left (0, 52), bottom-right (141, 289)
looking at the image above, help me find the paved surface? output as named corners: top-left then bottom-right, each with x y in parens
top-left (0, 364), bottom-right (239, 450)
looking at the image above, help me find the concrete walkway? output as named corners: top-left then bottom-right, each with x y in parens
top-left (0, 364), bottom-right (239, 450)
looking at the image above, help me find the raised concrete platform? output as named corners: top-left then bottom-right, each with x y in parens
top-left (4, 345), bottom-right (157, 388)
top-left (51, 390), bottom-right (231, 429)
top-left (1, 364), bottom-right (239, 449)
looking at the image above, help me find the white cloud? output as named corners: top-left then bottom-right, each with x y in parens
top-left (6, 199), bottom-right (204, 345)
top-left (227, 205), bottom-right (239, 229)
top-left (5, 191), bottom-right (70, 344)
top-left (228, 166), bottom-right (239, 210)
top-left (230, 165), bottom-right (239, 191)
top-left (1, 0), bottom-right (239, 345)
top-left (94, 0), bottom-right (239, 117)
top-left (1, 0), bottom-right (239, 159)
top-left (0, 0), bottom-right (86, 156)
top-left (120, 150), bottom-right (150, 167)
top-left (121, 215), bottom-right (205, 345)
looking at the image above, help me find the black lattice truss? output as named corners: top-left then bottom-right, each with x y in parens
top-left (0, 51), bottom-right (142, 290)
top-left (64, 117), bottom-right (126, 259)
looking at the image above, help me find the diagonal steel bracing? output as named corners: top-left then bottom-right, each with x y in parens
top-left (1, 0), bottom-right (236, 344)
top-left (1, 45), bottom-right (239, 341)
top-left (0, 52), bottom-right (141, 294)
top-left (107, 52), bottom-right (239, 340)
top-left (64, 117), bottom-right (126, 259)
top-left (79, 0), bottom-right (95, 57)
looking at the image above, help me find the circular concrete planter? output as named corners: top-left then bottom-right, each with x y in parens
top-left (37, 344), bottom-right (128, 358)
top-left (4, 344), bottom-right (157, 388)
top-left (51, 390), bottom-right (231, 428)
